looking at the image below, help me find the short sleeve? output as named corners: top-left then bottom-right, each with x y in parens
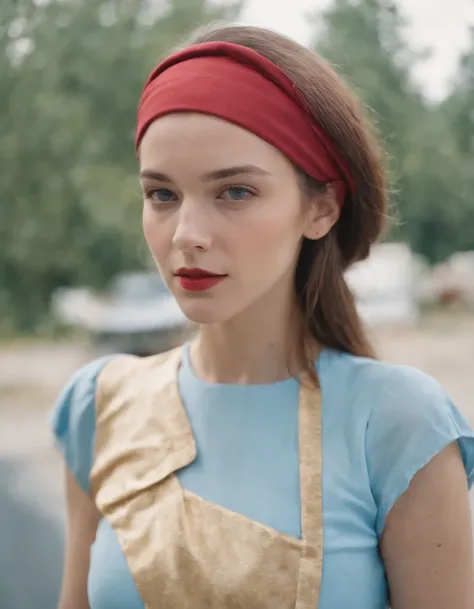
top-left (49, 356), bottom-right (116, 493)
top-left (366, 365), bottom-right (474, 537)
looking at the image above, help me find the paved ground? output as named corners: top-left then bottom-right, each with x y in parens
top-left (0, 314), bottom-right (473, 607)
top-left (0, 343), bottom-right (87, 608)
top-left (0, 458), bottom-right (64, 609)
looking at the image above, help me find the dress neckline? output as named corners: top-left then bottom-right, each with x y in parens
top-left (180, 342), bottom-right (327, 390)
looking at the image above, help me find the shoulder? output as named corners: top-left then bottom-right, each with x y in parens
top-left (51, 355), bottom-right (120, 437)
top-left (50, 347), bottom-right (182, 491)
top-left (322, 350), bottom-right (474, 536)
top-left (319, 348), bottom-right (458, 423)
top-left (319, 346), bottom-right (432, 389)
top-left (94, 346), bottom-right (181, 408)
top-left (336, 351), bottom-right (467, 438)
top-left (53, 346), bottom-right (182, 420)
top-left (50, 355), bottom-right (120, 492)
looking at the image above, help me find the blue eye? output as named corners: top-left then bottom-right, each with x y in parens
top-left (147, 188), bottom-right (177, 203)
top-left (219, 186), bottom-right (254, 201)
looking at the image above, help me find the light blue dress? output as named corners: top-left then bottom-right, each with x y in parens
top-left (51, 345), bottom-right (474, 608)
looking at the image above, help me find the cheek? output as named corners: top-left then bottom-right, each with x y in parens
top-left (142, 204), bottom-right (155, 245)
top-left (246, 205), bottom-right (304, 258)
top-left (142, 205), bottom-right (171, 261)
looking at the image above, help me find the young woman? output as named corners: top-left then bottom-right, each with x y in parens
top-left (52, 25), bottom-right (474, 609)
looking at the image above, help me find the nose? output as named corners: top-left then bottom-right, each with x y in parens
top-left (172, 198), bottom-right (212, 252)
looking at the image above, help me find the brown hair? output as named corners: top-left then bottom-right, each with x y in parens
top-left (183, 25), bottom-right (390, 376)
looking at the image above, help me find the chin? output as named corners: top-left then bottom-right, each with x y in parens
top-left (176, 300), bottom-right (234, 326)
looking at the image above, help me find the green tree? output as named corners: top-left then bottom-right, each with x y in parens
top-left (444, 26), bottom-right (474, 158)
top-left (310, 0), bottom-right (474, 262)
top-left (409, 25), bottom-right (474, 261)
top-left (311, 0), bottom-right (425, 178)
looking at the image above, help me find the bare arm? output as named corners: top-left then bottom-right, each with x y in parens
top-left (57, 468), bottom-right (100, 609)
top-left (381, 441), bottom-right (474, 609)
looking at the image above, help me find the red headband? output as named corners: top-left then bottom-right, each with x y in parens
top-left (136, 41), bottom-right (355, 205)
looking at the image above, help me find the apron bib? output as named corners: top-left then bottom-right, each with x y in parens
top-left (91, 348), bottom-right (323, 609)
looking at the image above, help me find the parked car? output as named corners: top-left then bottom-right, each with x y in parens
top-left (52, 272), bottom-right (193, 356)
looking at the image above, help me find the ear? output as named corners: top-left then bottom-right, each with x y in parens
top-left (303, 183), bottom-right (341, 240)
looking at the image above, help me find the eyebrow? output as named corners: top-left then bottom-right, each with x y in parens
top-left (139, 164), bottom-right (271, 183)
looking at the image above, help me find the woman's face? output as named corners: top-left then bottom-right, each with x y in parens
top-left (139, 113), bottom-right (336, 325)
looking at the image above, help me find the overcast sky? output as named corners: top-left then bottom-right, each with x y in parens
top-left (240, 0), bottom-right (474, 100)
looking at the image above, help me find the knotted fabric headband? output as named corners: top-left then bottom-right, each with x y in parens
top-left (136, 41), bottom-right (355, 206)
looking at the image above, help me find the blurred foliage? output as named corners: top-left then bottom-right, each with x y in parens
top-left (312, 1), bottom-right (474, 262)
top-left (0, 0), bottom-right (473, 333)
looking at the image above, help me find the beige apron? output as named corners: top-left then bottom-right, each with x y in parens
top-left (90, 347), bottom-right (323, 609)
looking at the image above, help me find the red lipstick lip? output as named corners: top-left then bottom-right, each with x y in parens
top-left (174, 267), bottom-right (226, 278)
top-left (173, 268), bottom-right (227, 292)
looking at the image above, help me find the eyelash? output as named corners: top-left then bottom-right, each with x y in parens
top-left (143, 185), bottom-right (257, 206)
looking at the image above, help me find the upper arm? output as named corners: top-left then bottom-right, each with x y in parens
top-left (380, 441), bottom-right (474, 609)
top-left (50, 357), bottom-right (115, 608)
top-left (58, 468), bottom-right (101, 609)
top-left (365, 365), bottom-right (474, 608)
top-left (366, 366), bottom-right (474, 537)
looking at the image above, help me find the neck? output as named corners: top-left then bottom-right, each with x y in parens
top-left (189, 282), bottom-right (317, 385)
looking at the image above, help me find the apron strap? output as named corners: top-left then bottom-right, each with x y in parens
top-left (295, 377), bottom-right (323, 608)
